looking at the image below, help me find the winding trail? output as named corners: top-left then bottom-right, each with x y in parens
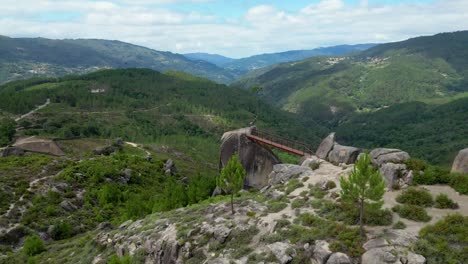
top-left (15, 98), bottom-right (50, 122)
top-left (124, 141), bottom-right (151, 156)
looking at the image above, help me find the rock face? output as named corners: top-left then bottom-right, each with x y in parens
top-left (219, 127), bottom-right (281, 189)
top-left (451, 148), bottom-right (468, 174)
top-left (326, 252), bottom-right (351, 264)
top-left (267, 242), bottom-right (295, 264)
top-left (327, 144), bottom-right (361, 165)
top-left (316, 133), bottom-right (335, 159)
top-left (370, 148), bottom-right (411, 189)
top-left (313, 240), bottom-right (332, 264)
top-left (164, 159), bottom-right (178, 175)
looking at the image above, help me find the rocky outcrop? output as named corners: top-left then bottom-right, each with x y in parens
top-left (327, 144), bottom-right (361, 165)
top-left (219, 127), bottom-right (281, 189)
top-left (314, 133), bottom-right (360, 165)
top-left (268, 242), bottom-right (296, 264)
top-left (313, 240), bottom-right (332, 264)
top-left (370, 148), bottom-right (412, 189)
top-left (451, 148), bottom-right (468, 174)
top-left (11, 136), bottom-right (65, 156)
top-left (326, 252), bottom-right (351, 264)
top-left (164, 159), bottom-right (178, 175)
top-left (316, 133), bottom-right (335, 160)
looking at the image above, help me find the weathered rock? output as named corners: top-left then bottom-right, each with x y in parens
top-left (313, 240), bottom-right (332, 264)
top-left (370, 148), bottom-right (410, 167)
top-left (268, 242), bottom-right (295, 264)
top-left (211, 186), bottom-right (223, 197)
top-left (316, 133), bottom-right (335, 160)
top-left (93, 145), bottom-right (120, 156)
top-left (12, 136), bottom-right (65, 156)
top-left (363, 238), bottom-right (389, 251)
top-left (268, 164), bottom-right (311, 186)
top-left (164, 159), bottom-right (178, 175)
top-left (380, 163), bottom-right (407, 188)
top-left (385, 230), bottom-right (417, 248)
top-left (361, 247), bottom-right (396, 264)
top-left (0, 147), bottom-right (25, 157)
top-left (60, 200), bottom-right (78, 212)
top-left (326, 252), bottom-right (351, 264)
top-left (327, 144), bottom-right (360, 165)
top-left (404, 252), bottom-right (426, 264)
top-left (220, 127), bottom-right (281, 189)
top-left (451, 148), bottom-right (468, 174)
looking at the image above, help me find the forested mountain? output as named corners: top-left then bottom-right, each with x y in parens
top-left (0, 37), bottom-right (236, 84)
top-left (233, 31), bottom-right (468, 124)
top-left (183, 52), bottom-right (236, 67)
top-left (222, 44), bottom-right (376, 75)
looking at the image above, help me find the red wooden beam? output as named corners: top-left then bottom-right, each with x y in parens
top-left (246, 134), bottom-right (307, 156)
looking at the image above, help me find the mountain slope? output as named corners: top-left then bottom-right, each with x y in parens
top-left (183, 52), bottom-right (235, 67)
top-left (0, 37), bottom-right (236, 84)
top-left (224, 44), bottom-right (376, 75)
top-left (233, 31), bottom-right (468, 123)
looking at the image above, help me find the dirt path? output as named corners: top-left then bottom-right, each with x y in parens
top-left (124, 141), bottom-right (151, 156)
top-left (15, 98), bottom-right (50, 122)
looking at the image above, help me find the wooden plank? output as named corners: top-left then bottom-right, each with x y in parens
top-left (246, 134), bottom-right (306, 156)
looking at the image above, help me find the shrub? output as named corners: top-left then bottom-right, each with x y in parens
top-left (434, 193), bottom-right (459, 209)
top-left (449, 173), bottom-right (468, 195)
top-left (50, 221), bottom-right (73, 240)
top-left (414, 214), bottom-right (468, 264)
top-left (23, 235), bottom-right (45, 256)
top-left (413, 165), bottom-right (450, 185)
top-left (396, 188), bottom-right (433, 207)
top-left (325, 180), bottom-right (337, 190)
top-left (309, 161), bottom-right (321, 170)
top-left (309, 185), bottom-right (327, 199)
top-left (393, 221), bottom-right (406, 229)
top-left (291, 199), bottom-right (307, 209)
top-left (285, 179), bottom-right (304, 194)
top-left (405, 158), bottom-right (427, 172)
top-left (392, 204), bottom-right (431, 222)
top-left (267, 201), bottom-right (288, 213)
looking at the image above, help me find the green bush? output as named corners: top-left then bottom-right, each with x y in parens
top-left (285, 179), bottom-right (304, 194)
top-left (449, 173), bottom-right (468, 195)
top-left (396, 188), bottom-right (433, 207)
top-left (393, 221), bottom-right (406, 229)
top-left (413, 165), bottom-right (450, 185)
top-left (434, 193), bottom-right (459, 209)
top-left (267, 201), bottom-right (288, 213)
top-left (414, 214), bottom-right (468, 264)
top-left (392, 204), bottom-right (431, 222)
top-left (23, 235), bottom-right (45, 256)
top-left (405, 158), bottom-right (427, 172)
top-left (291, 199), bottom-right (307, 209)
top-left (50, 221), bottom-right (73, 240)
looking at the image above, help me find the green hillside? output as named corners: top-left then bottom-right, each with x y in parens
top-left (335, 98), bottom-right (468, 166)
top-left (0, 37), bottom-right (236, 84)
top-left (233, 31), bottom-right (468, 124)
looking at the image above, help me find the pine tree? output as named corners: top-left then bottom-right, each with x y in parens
top-left (217, 154), bottom-right (246, 214)
top-left (340, 153), bottom-right (385, 237)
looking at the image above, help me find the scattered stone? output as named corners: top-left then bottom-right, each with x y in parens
top-left (164, 159), bottom-right (178, 175)
top-left (316, 133), bottom-right (336, 160)
top-left (451, 148), bottom-right (468, 174)
top-left (268, 242), bottom-right (295, 264)
top-left (313, 240), bottom-right (332, 264)
top-left (326, 252), bottom-right (351, 264)
top-left (327, 144), bottom-right (361, 165)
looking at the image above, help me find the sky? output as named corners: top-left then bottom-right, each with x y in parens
top-left (1, 0), bottom-right (468, 58)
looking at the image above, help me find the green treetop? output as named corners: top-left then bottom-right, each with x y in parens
top-left (217, 154), bottom-right (246, 214)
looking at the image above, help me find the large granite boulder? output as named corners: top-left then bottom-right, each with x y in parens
top-left (370, 148), bottom-right (410, 167)
top-left (327, 144), bottom-right (360, 165)
top-left (316, 133), bottom-right (335, 160)
top-left (380, 163), bottom-right (407, 188)
top-left (451, 148), bottom-right (468, 174)
top-left (313, 240), bottom-right (332, 264)
top-left (326, 252), bottom-right (351, 264)
top-left (12, 136), bottom-right (65, 156)
top-left (219, 127), bottom-right (281, 189)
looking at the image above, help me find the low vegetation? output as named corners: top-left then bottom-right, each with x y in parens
top-left (414, 214), bottom-right (468, 264)
top-left (392, 204), bottom-right (431, 222)
top-left (395, 188), bottom-right (433, 207)
top-left (434, 193), bottom-right (459, 209)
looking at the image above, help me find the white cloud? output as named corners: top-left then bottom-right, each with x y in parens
top-left (1, 0), bottom-right (468, 57)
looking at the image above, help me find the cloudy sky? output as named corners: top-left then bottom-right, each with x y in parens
top-left (1, 0), bottom-right (468, 58)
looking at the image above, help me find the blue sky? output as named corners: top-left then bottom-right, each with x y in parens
top-left (0, 0), bottom-right (466, 57)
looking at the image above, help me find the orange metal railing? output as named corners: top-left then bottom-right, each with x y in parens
top-left (247, 129), bottom-right (313, 156)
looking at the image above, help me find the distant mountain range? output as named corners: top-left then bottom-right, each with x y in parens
top-left (0, 36), bottom-right (376, 85)
top-left (233, 31), bottom-right (468, 124)
top-left (0, 36), bottom-right (236, 84)
top-left (184, 44), bottom-right (376, 75)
